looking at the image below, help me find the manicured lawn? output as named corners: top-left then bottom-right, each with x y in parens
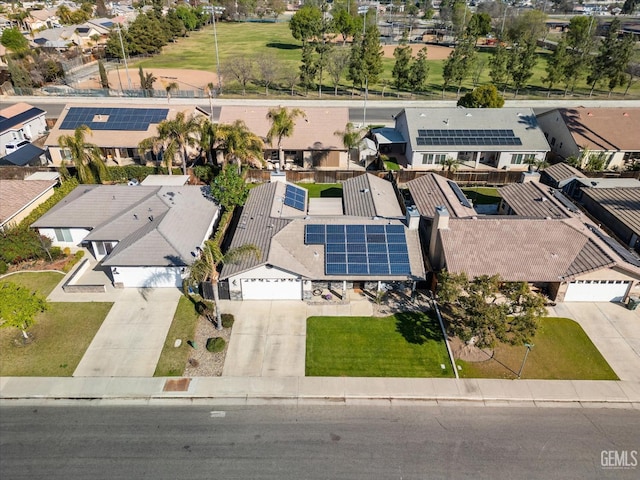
top-left (298, 183), bottom-right (342, 198)
top-left (306, 313), bottom-right (453, 377)
top-left (0, 302), bottom-right (113, 376)
top-left (457, 317), bottom-right (618, 380)
top-left (384, 157), bottom-right (401, 171)
top-left (462, 187), bottom-right (501, 205)
top-left (1, 271), bottom-right (64, 296)
top-left (154, 295), bottom-right (200, 377)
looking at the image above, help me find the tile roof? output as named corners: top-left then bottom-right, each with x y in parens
top-left (541, 162), bottom-right (585, 185)
top-left (406, 173), bottom-right (477, 219)
top-left (580, 187), bottom-right (640, 238)
top-left (557, 107), bottom-right (640, 151)
top-left (0, 179), bottom-right (57, 227)
top-left (498, 182), bottom-right (571, 219)
top-left (342, 173), bottom-right (403, 218)
top-left (0, 104), bottom-right (46, 134)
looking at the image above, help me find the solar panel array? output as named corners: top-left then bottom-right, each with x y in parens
top-left (416, 129), bottom-right (522, 146)
top-left (305, 224), bottom-right (412, 276)
top-left (284, 184), bottom-right (306, 211)
top-left (588, 225), bottom-right (640, 268)
top-left (448, 180), bottom-right (473, 208)
top-left (60, 107), bottom-right (169, 131)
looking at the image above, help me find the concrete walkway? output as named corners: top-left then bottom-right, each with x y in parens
top-left (73, 288), bottom-right (181, 377)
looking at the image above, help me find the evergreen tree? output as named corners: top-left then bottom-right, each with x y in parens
top-left (442, 35), bottom-right (476, 97)
top-left (543, 38), bottom-right (569, 97)
top-left (392, 38), bottom-right (412, 91)
top-left (489, 44), bottom-right (509, 93)
top-left (508, 41), bottom-right (538, 98)
top-left (98, 60), bottom-right (109, 89)
top-left (409, 47), bottom-right (430, 94)
top-left (299, 43), bottom-right (318, 94)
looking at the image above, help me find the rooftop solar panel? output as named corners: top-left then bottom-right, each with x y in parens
top-left (284, 184), bottom-right (306, 211)
top-left (448, 180), bottom-right (473, 208)
top-left (60, 107), bottom-right (169, 131)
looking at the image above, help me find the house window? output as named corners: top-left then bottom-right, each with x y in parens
top-left (54, 228), bottom-right (73, 242)
top-left (510, 154), bottom-right (536, 164)
top-left (61, 148), bottom-right (72, 161)
top-left (421, 153), bottom-right (447, 165)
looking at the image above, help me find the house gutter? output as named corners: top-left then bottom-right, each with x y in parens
top-left (431, 295), bottom-right (459, 380)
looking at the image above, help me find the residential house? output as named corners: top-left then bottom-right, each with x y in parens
top-left (25, 9), bottom-right (61, 32)
top-left (217, 106), bottom-right (351, 169)
top-left (378, 107), bottom-right (550, 171)
top-left (0, 172), bottom-right (59, 231)
top-left (498, 180), bottom-right (579, 219)
top-left (218, 172), bottom-right (425, 300)
top-left (45, 104), bottom-right (203, 166)
top-left (0, 102), bottom-right (47, 156)
top-left (31, 26), bottom-right (79, 51)
top-left (0, 144), bottom-right (48, 167)
top-left (536, 107), bottom-right (640, 170)
top-left (540, 162), bottom-right (586, 190)
top-left (31, 184), bottom-right (220, 288)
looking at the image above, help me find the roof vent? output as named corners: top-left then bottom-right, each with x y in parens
top-left (148, 215), bottom-right (153, 221)
top-left (623, 112), bottom-right (629, 117)
top-left (361, 188), bottom-right (369, 193)
top-left (588, 112), bottom-right (593, 116)
top-left (591, 181), bottom-right (598, 186)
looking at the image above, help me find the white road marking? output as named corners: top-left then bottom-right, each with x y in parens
top-left (210, 411), bottom-right (226, 418)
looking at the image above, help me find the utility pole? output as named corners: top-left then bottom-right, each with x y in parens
top-left (212, 11), bottom-right (222, 94)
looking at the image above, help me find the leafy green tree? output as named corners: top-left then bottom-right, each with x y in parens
top-left (543, 38), bottom-right (569, 97)
top-left (165, 9), bottom-right (187, 38)
top-left (210, 163), bottom-right (250, 210)
top-left (266, 107), bottom-right (306, 169)
top-left (7, 58), bottom-right (33, 89)
top-left (361, 25), bottom-right (383, 85)
top-left (563, 15), bottom-right (596, 95)
top-left (326, 46), bottom-right (350, 95)
top-left (488, 44), bottom-right (509, 93)
top-left (392, 38), bottom-right (412, 91)
top-left (216, 120), bottom-right (264, 168)
top-left (1, 27), bottom-right (28, 52)
top-left (457, 84), bottom-right (504, 108)
top-left (347, 33), bottom-right (365, 90)
top-left (299, 43), bottom-right (318, 94)
top-left (331, 6), bottom-right (358, 45)
top-left (437, 272), bottom-right (547, 349)
top-left (408, 47), bottom-right (430, 94)
top-left (505, 9), bottom-right (547, 45)
top-left (289, 5), bottom-right (322, 46)
top-left (175, 5), bottom-right (198, 31)
top-left (466, 13), bottom-right (492, 38)
top-left (0, 282), bottom-right (48, 340)
top-left (442, 35), bottom-right (476, 97)
top-left (98, 60), bottom-right (109, 89)
top-left (58, 126), bottom-right (107, 184)
top-left (508, 41), bottom-right (538, 98)
top-left (588, 18), bottom-right (634, 97)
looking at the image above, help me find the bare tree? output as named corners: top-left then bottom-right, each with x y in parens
top-left (222, 56), bottom-right (254, 95)
top-left (282, 68), bottom-right (300, 96)
top-left (326, 47), bottom-right (350, 96)
top-left (254, 53), bottom-right (282, 96)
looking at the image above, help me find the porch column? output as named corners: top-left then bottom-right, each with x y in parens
top-left (474, 152), bottom-right (479, 168)
top-left (342, 280), bottom-right (346, 300)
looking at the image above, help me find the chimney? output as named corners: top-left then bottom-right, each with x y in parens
top-left (429, 206), bottom-right (449, 270)
top-left (519, 171), bottom-right (540, 183)
top-left (270, 169), bottom-right (286, 183)
top-left (405, 205), bottom-right (420, 230)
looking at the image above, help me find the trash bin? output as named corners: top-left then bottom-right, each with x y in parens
top-left (627, 297), bottom-right (640, 311)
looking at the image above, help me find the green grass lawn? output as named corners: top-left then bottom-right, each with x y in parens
top-left (462, 187), bottom-right (501, 205)
top-left (298, 183), bottom-right (343, 198)
top-left (306, 312), bottom-right (453, 377)
top-left (1, 271), bottom-right (64, 296)
top-left (457, 317), bottom-right (618, 380)
top-left (154, 295), bottom-right (200, 377)
top-left (384, 157), bottom-right (401, 171)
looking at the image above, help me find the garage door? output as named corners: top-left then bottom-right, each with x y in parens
top-left (241, 278), bottom-right (302, 300)
top-left (564, 280), bottom-right (630, 302)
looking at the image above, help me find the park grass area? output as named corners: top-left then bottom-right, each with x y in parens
top-left (0, 271), bottom-right (65, 297)
top-left (154, 296), bottom-right (200, 376)
top-left (457, 317), bottom-right (618, 380)
top-left (462, 187), bottom-right (501, 205)
top-left (0, 301), bottom-right (113, 376)
top-left (306, 313), bottom-right (453, 377)
top-left (298, 183), bottom-right (343, 198)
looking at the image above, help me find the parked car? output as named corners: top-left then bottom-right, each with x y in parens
top-left (4, 139), bottom-right (30, 154)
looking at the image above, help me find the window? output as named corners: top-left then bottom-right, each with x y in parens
top-left (61, 148), bottom-right (72, 161)
top-left (510, 154), bottom-right (536, 164)
top-left (54, 228), bottom-right (73, 242)
top-left (421, 153), bottom-right (447, 165)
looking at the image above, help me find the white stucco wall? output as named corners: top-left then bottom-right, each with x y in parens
top-left (37, 227), bottom-right (91, 248)
top-left (112, 266), bottom-right (184, 288)
top-left (227, 265), bottom-right (301, 298)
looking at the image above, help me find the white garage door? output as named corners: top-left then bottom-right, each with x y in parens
top-left (241, 278), bottom-right (302, 300)
top-left (564, 280), bottom-right (630, 302)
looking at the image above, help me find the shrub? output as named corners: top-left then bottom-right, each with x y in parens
top-left (49, 246), bottom-right (64, 260)
top-left (0, 227), bottom-right (52, 263)
top-left (0, 260), bottom-right (7, 274)
top-left (74, 250), bottom-right (84, 259)
top-left (193, 164), bottom-right (216, 183)
top-left (62, 250), bottom-right (85, 273)
top-left (221, 313), bottom-right (234, 329)
top-left (63, 247), bottom-right (71, 256)
top-left (206, 337), bottom-right (226, 353)
top-left (19, 178), bottom-right (78, 228)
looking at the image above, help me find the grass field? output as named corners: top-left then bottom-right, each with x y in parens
top-left (154, 295), bottom-right (200, 377)
top-left (136, 22), bottom-right (640, 98)
top-left (384, 157), bottom-right (401, 170)
top-left (306, 313), bottom-right (453, 377)
top-left (462, 187), bottom-right (501, 205)
top-left (457, 317), bottom-right (618, 380)
top-left (0, 271), bottom-right (64, 296)
top-left (298, 183), bottom-right (343, 198)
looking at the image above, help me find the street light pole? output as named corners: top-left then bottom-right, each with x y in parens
top-left (116, 23), bottom-right (132, 90)
top-left (212, 11), bottom-right (222, 94)
top-left (517, 343), bottom-right (534, 379)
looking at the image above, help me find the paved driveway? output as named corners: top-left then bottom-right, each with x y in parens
top-left (550, 302), bottom-right (640, 382)
top-left (73, 289), bottom-right (181, 377)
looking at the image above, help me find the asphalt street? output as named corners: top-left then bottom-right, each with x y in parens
top-left (1, 405), bottom-right (639, 479)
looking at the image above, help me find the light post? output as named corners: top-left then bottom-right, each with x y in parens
top-left (500, 5), bottom-right (511, 40)
top-left (212, 10), bottom-right (222, 95)
top-left (517, 343), bottom-right (534, 379)
top-left (116, 23), bottom-right (132, 90)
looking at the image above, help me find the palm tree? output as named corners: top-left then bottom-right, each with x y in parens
top-left (138, 66), bottom-right (156, 96)
top-left (441, 156), bottom-right (461, 174)
top-left (334, 122), bottom-right (363, 169)
top-left (205, 82), bottom-right (216, 121)
top-left (198, 118), bottom-right (217, 165)
top-left (188, 241), bottom-right (260, 329)
top-left (139, 112), bottom-right (202, 175)
top-left (266, 107), bottom-right (306, 170)
top-left (216, 120), bottom-right (264, 169)
top-left (165, 81), bottom-right (179, 103)
top-left (58, 125), bottom-right (107, 184)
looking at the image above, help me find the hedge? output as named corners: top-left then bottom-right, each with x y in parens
top-left (18, 178), bottom-right (78, 229)
top-left (106, 165), bottom-right (182, 183)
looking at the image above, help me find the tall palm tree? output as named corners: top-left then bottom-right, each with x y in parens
top-left (57, 125), bottom-right (107, 184)
top-left (139, 112), bottom-right (202, 175)
top-left (265, 107), bottom-right (306, 170)
top-left (198, 118), bottom-right (217, 165)
top-left (216, 120), bottom-right (264, 169)
top-left (188, 241), bottom-right (260, 329)
top-left (334, 122), bottom-right (363, 169)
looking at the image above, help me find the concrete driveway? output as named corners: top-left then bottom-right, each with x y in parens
top-left (73, 288), bottom-right (181, 377)
top-left (550, 302), bottom-right (640, 382)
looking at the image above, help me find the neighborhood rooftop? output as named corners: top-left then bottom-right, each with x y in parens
top-left (0, 179), bottom-right (58, 227)
top-left (556, 107), bottom-right (640, 151)
top-left (342, 173), bottom-right (403, 218)
top-left (580, 187), bottom-right (640, 239)
top-left (542, 162), bottom-right (585, 184)
top-left (406, 173), bottom-right (477, 219)
top-left (499, 182), bottom-right (572, 219)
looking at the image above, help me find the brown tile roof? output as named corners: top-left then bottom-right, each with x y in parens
top-left (406, 173), bottom-right (477, 219)
top-left (0, 102), bottom-right (34, 118)
top-left (541, 162), bottom-right (585, 184)
top-left (0, 179), bottom-right (57, 226)
top-left (342, 173), bottom-right (403, 218)
top-left (580, 187), bottom-right (640, 237)
top-left (439, 218), bottom-right (614, 282)
top-left (218, 106), bottom-right (348, 151)
top-left (558, 107), bottom-right (640, 151)
top-left (498, 182), bottom-right (571, 219)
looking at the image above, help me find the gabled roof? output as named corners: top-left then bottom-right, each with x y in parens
top-left (554, 107), bottom-right (640, 152)
top-left (580, 187), bottom-right (640, 238)
top-left (0, 103), bottom-right (46, 134)
top-left (406, 173), bottom-right (477, 219)
top-left (541, 162), bottom-right (585, 185)
top-left (498, 182), bottom-right (571, 219)
top-left (342, 173), bottom-right (403, 218)
top-left (0, 179), bottom-right (58, 228)
top-left (0, 144), bottom-right (46, 166)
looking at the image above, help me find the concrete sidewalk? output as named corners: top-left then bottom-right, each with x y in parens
top-left (1, 376), bottom-right (639, 408)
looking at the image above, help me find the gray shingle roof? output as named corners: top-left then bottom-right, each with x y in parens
top-left (581, 187), bottom-right (640, 238)
top-left (342, 173), bottom-right (403, 218)
top-left (541, 162), bottom-right (585, 186)
top-left (406, 173), bottom-right (477, 219)
top-left (498, 182), bottom-right (571, 219)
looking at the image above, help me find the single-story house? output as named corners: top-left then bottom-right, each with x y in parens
top-left (25, 9), bottom-right (61, 32)
top-left (31, 27), bottom-right (80, 51)
top-left (498, 180), bottom-right (579, 219)
top-left (383, 107), bottom-right (550, 170)
top-left (536, 108), bottom-right (640, 170)
top-left (217, 106), bottom-right (351, 169)
top-left (0, 172), bottom-right (59, 231)
top-left (45, 105), bottom-right (202, 166)
top-left (567, 177), bottom-right (640, 201)
top-left (539, 162), bottom-right (586, 190)
top-left (219, 172), bottom-right (425, 300)
top-left (31, 184), bottom-right (219, 288)
top-left (0, 144), bottom-right (48, 166)
top-left (0, 103), bottom-right (47, 156)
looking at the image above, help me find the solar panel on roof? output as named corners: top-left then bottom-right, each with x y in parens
top-left (284, 184), bottom-right (306, 211)
top-left (448, 180), bottom-right (473, 208)
top-left (588, 225), bottom-right (640, 268)
top-left (60, 107), bottom-right (169, 131)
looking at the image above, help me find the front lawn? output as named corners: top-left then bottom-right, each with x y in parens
top-left (461, 187), bottom-right (501, 205)
top-left (1, 271), bottom-right (64, 297)
top-left (154, 295), bottom-right (200, 377)
top-left (457, 317), bottom-right (618, 380)
top-left (298, 183), bottom-right (343, 198)
top-left (306, 312), bottom-right (453, 377)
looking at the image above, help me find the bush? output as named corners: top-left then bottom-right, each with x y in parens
top-left (74, 250), bottom-right (84, 259)
top-left (193, 164), bottom-right (216, 183)
top-left (206, 337), bottom-right (226, 353)
top-left (221, 313), bottom-right (234, 329)
top-left (49, 246), bottom-right (64, 260)
top-left (0, 227), bottom-right (52, 263)
top-left (0, 260), bottom-right (7, 274)
top-left (19, 178), bottom-right (78, 228)
top-left (63, 247), bottom-right (71, 256)
top-left (62, 250), bottom-right (85, 273)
